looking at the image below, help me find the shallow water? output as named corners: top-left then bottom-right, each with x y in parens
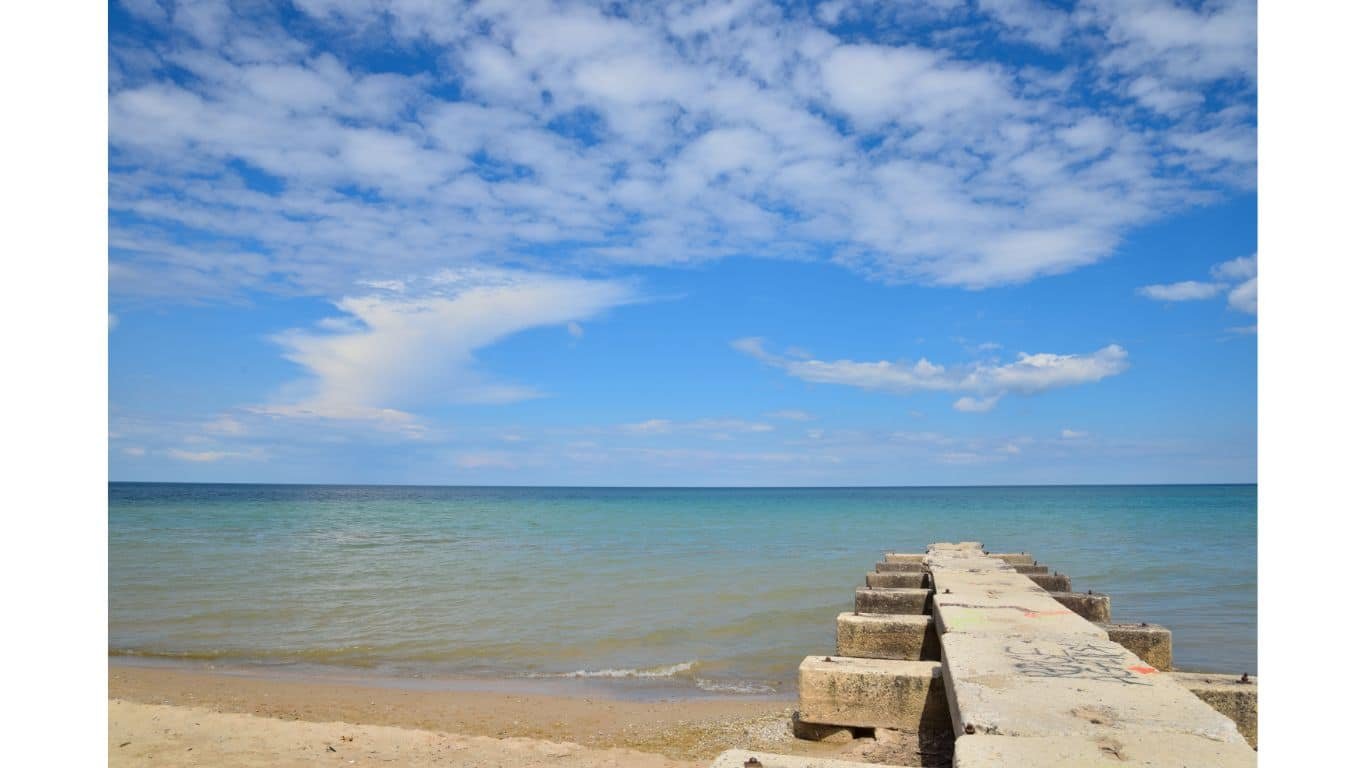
top-left (109, 483), bottom-right (1257, 694)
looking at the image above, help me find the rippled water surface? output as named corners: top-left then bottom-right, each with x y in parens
top-left (110, 483), bottom-right (1257, 693)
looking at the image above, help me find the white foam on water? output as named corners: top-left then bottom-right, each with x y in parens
top-left (533, 660), bottom-right (699, 679)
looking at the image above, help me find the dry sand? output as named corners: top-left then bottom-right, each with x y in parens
top-left (110, 665), bottom-right (939, 766)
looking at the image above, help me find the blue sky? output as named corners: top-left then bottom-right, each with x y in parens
top-left (108, 0), bottom-right (1257, 485)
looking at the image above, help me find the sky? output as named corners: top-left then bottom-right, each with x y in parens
top-left (108, 0), bottom-right (1257, 486)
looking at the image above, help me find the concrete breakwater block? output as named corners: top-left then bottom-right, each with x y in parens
top-left (952, 732), bottom-right (1257, 766)
top-left (866, 571), bottom-right (928, 588)
top-left (854, 587), bottom-right (931, 615)
top-left (1171, 672), bottom-right (1258, 748)
top-left (873, 560), bottom-right (924, 573)
top-left (1026, 573), bottom-right (1072, 592)
top-left (1011, 564), bottom-right (1050, 575)
top-left (797, 656), bottom-right (950, 732)
top-left (1105, 623), bottom-right (1172, 671)
top-left (938, 633), bottom-right (1245, 743)
top-left (883, 552), bottom-right (926, 564)
top-left (987, 552), bottom-right (1034, 566)
top-left (710, 749), bottom-right (902, 768)
top-left (835, 612), bottom-right (940, 661)
top-left (932, 590), bottom-right (1106, 639)
top-left (1049, 591), bottom-right (1111, 623)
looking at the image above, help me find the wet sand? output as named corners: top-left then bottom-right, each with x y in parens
top-left (110, 664), bottom-right (934, 766)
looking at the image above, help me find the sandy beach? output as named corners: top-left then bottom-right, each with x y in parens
top-left (110, 664), bottom-right (939, 766)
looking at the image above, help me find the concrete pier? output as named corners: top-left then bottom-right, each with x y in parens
top-left (835, 612), bottom-right (940, 660)
top-left (854, 587), bottom-right (931, 615)
top-left (866, 571), bottom-right (928, 588)
top-left (739, 540), bottom-right (1253, 766)
top-left (923, 544), bottom-right (1254, 764)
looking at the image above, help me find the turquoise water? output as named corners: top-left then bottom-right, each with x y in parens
top-left (109, 483), bottom-right (1257, 694)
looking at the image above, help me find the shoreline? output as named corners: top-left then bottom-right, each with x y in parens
top-left (110, 663), bottom-right (918, 765)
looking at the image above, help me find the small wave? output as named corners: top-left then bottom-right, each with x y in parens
top-left (695, 678), bottom-right (777, 694)
top-left (533, 660), bottom-right (698, 679)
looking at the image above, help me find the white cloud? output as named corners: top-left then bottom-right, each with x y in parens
top-left (1137, 280), bottom-right (1225, 301)
top-left (1137, 254), bottom-right (1257, 317)
top-left (168, 448), bottom-right (264, 463)
top-left (1227, 275), bottom-right (1256, 314)
top-left (767, 409), bottom-right (815, 421)
top-left (736, 338), bottom-right (1128, 412)
top-left (566, 321), bottom-right (584, 339)
top-left (954, 395), bottom-right (1003, 413)
top-left (121, 446), bottom-right (147, 457)
top-left (108, 0), bottom-right (1255, 298)
top-left (254, 269), bottom-right (634, 431)
top-left (1061, 429), bottom-right (1088, 439)
top-left (620, 417), bottom-right (775, 438)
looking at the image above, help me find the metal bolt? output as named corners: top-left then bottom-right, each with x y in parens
top-left (824, 657), bottom-right (832, 662)
top-left (744, 759), bottom-right (763, 768)
top-left (943, 588), bottom-right (951, 594)
top-left (963, 724), bottom-right (976, 735)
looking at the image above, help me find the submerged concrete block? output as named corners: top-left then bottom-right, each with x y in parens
top-left (1012, 564), bottom-right (1050, 575)
top-left (797, 656), bottom-right (950, 732)
top-left (836, 612), bottom-right (940, 661)
top-left (1172, 672), bottom-right (1258, 749)
top-left (866, 571), bottom-right (928, 588)
top-left (1027, 573), bottom-right (1072, 592)
top-left (1049, 591), bottom-right (1111, 623)
top-left (874, 560), bottom-right (924, 573)
top-left (883, 552), bottom-right (926, 564)
top-left (987, 552), bottom-right (1034, 566)
top-left (952, 733), bottom-right (1256, 766)
top-left (938, 633), bottom-right (1244, 743)
top-left (1105, 623), bottom-right (1172, 671)
top-left (854, 587), bottom-right (931, 615)
top-left (710, 749), bottom-right (903, 768)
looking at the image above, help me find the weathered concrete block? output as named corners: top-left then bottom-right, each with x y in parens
top-left (938, 633), bottom-right (1244, 743)
top-left (854, 587), bottom-right (931, 615)
top-left (873, 560), bottom-right (924, 573)
top-left (952, 733), bottom-right (1256, 766)
top-left (835, 612), bottom-right (940, 661)
top-left (1171, 672), bottom-right (1258, 749)
top-left (866, 571), bottom-right (928, 588)
top-left (710, 749), bottom-right (903, 768)
top-left (1012, 564), bottom-right (1050, 575)
top-left (797, 656), bottom-right (950, 732)
top-left (1049, 591), bottom-right (1111, 623)
top-left (883, 552), bottom-right (926, 564)
top-left (1026, 573), bottom-right (1072, 592)
top-left (1105, 623), bottom-right (1172, 671)
top-left (987, 552), bottom-right (1034, 566)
